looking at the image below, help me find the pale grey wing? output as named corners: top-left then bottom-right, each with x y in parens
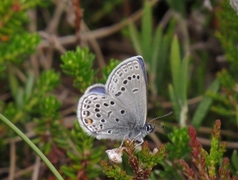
top-left (105, 56), bottom-right (147, 127)
top-left (77, 84), bottom-right (135, 140)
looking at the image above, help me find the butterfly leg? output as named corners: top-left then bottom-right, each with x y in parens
top-left (129, 132), bottom-right (144, 148)
top-left (134, 138), bottom-right (144, 147)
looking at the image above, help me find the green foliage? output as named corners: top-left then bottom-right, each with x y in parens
top-left (83, 0), bottom-right (123, 24)
top-left (165, 0), bottom-right (192, 17)
top-left (0, 0), bottom-right (47, 38)
top-left (168, 35), bottom-right (220, 130)
top-left (0, 2), bottom-right (64, 174)
top-left (37, 69), bottom-right (61, 94)
top-left (61, 47), bottom-right (96, 92)
top-left (101, 160), bottom-right (131, 180)
top-left (0, 0), bottom-right (45, 73)
top-left (0, 113), bottom-right (64, 180)
top-left (129, 1), bottom-right (174, 96)
top-left (0, 33), bottom-right (40, 64)
top-left (191, 78), bottom-right (220, 128)
top-left (209, 70), bottom-right (238, 126)
top-left (180, 120), bottom-right (238, 179)
top-left (216, 0), bottom-right (238, 76)
top-left (1, 70), bottom-right (60, 125)
top-left (212, 1), bottom-right (238, 136)
top-left (168, 35), bottom-right (189, 127)
top-left (61, 47), bottom-right (122, 91)
top-left (231, 150), bottom-right (238, 173)
top-left (0, 1), bottom-right (64, 170)
top-left (1, 68), bottom-right (62, 155)
top-left (166, 127), bottom-right (190, 160)
top-left (1, 1), bottom-right (238, 179)
top-left (61, 121), bottom-right (104, 179)
top-left (157, 127), bottom-right (190, 179)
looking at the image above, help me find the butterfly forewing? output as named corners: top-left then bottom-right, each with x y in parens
top-left (106, 56), bottom-right (147, 127)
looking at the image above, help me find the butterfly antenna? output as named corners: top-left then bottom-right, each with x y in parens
top-left (149, 111), bottom-right (172, 128)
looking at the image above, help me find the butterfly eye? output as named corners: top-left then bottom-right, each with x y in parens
top-left (146, 124), bottom-right (155, 133)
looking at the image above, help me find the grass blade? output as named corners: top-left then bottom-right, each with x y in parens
top-left (191, 78), bottom-right (220, 128)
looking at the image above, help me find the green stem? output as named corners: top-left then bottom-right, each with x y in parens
top-left (0, 113), bottom-right (64, 180)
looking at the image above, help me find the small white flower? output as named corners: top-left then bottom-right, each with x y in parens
top-left (151, 148), bottom-right (158, 154)
top-left (105, 147), bottom-right (125, 163)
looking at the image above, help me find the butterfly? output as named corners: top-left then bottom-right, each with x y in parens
top-left (77, 55), bottom-right (155, 145)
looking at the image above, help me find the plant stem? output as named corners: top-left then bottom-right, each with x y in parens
top-left (0, 113), bottom-right (64, 180)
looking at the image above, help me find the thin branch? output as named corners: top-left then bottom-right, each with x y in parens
top-left (46, 0), bottom-right (66, 33)
top-left (81, 21), bottom-right (105, 68)
top-left (38, 0), bottom-right (160, 49)
top-left (8, 141), bottom-right (16, 180)
top-left (32, 156), bottom-right (41, 180)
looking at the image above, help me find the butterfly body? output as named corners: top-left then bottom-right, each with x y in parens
top-left (77, 56), bottom-right (154, 145)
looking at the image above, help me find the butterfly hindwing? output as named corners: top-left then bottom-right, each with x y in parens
top-left (78, 84), bottom-right (135, 140)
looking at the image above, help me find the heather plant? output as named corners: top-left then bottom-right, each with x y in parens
top-left (0, 0), bottom-right (238, 179)
top-left (180, 120), bottom-right (238, 179)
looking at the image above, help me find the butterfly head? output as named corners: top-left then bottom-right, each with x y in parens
top-left (146, 123), bottom-right (155, 134)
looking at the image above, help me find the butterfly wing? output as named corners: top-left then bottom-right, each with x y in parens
top-left (105, 56), bottom-right (147, 127)
top-left (77, 84), bottom-right (136, 140)
top-left (77, 56), bottom-right (148, 141)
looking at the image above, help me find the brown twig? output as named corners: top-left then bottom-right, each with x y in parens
top-left (46, 0), bottom-right (66, 33)
top-left (38, 0), bottom-right (160, 49)
top-left (8, 140), bottom-right (16, 180)
top-left (81, 21), bottom-right (105, 68)
top-left (32, 156), bottom-right (41, 180)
